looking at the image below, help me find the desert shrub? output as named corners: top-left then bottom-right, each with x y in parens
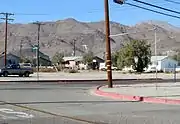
top-left (68, 69), bottom-right (79, 73)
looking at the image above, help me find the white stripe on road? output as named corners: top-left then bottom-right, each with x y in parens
top-left (0, 108), bottom-right (34, 119)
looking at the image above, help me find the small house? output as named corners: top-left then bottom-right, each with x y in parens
top-left (91, 56), bottom-right (105, 70)
top-left (0, 53), bottom-right (20, 68)
top-left (62, 56), bottom-right (83, 69)
top-left (13, 48), bottom-right (52, 66)
top-left (147, 56), bottom-right (178, 72)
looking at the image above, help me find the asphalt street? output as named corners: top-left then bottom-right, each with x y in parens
top-left (0, 82), bottom-right (180, 124)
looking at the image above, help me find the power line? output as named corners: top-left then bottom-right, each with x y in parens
top-left (132, 0), bottom-right (180, 15)
top-left (14, 13), bottom-right (49, 16)
top-left (164, 0), bottom-right (180, 5)
top-left (0, 12), bottom-right (14, 67)
top-left (126, 2), bottom-right (180, 19)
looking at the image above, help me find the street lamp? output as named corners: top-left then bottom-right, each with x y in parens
top-left (113, 0), bottom-right (124, 4)
top-left (109, 28), bottom-right (154, 37)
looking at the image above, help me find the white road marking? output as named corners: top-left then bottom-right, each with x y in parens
top-left (0, 108), bottom-right (34, 119)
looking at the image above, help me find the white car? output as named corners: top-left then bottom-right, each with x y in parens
top-left (19, 63), bottom-right (32, 68)
top-left (100, 66), bottom-right (117, 71)
top-left (145, 66), bottom-right (156, 73)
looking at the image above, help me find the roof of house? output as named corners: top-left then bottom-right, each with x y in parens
top-left (63, 56), bottom-right (83, 61)
top-left (12, 48), bottom-right (50, 61)
top-left (0, 53), bottom-right (20, 59)
top-left (93, 56), bottom-right (104, 61)
top-left (151, 56), bottom-right (168, 62)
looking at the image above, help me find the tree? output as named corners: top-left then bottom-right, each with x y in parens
top-left (83, 51), bottom-right (94, 64)
top-left (52, 52), bottom-right (64, 64)
top-left (111, 52), bottom-right (118, 67)
top-left (171, 52), bottom-right (180, 65)
top-left (117, 40), bottom-right (151, 72)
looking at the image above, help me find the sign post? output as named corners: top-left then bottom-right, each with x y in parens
top-left (32, 46), bottom-right (39, 81)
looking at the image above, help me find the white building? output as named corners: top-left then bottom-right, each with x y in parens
top-left (147, 56), bottom-right (178, 72)
top-left (63, 56), bottom-right (84, 69)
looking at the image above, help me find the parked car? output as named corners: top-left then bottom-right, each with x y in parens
top-left (0, 64), bottom-right (33, 77)
top-left (19, 63), bottom-right (32, 68)
top-left (144, 66), bottom-right (156, 73)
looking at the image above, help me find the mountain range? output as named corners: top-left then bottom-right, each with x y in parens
top-left (0, 18), bottom-right (180, 59)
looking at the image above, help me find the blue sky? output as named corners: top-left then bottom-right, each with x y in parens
top-left (0, 0), bottom-right (180, 27)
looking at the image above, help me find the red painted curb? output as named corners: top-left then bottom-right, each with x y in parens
top-left (95, 85), bottom-right (180, 105)
top-left (95, 85), bottom-right (141, 101)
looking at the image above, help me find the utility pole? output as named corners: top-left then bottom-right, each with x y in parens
top-left (154, 27), bottom-right (158, 89)
top-left (20, 40), bottom-right (23, 62)
top-left (33, 21), bottom-right (44, 72)
top-left (0, 12), bottom-right (14, 67)
top-left (72, 39), bottom-right (76, 56)
top-left (104, 0), bottom-right (113, 88)
top-left (154, 28), bottom-right (157, 79)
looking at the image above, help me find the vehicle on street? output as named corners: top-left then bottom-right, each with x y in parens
top-left (0, 64), bottom-right (33, 77)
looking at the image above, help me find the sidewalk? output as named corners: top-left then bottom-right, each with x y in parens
top-left (0, 71), bottom-right (178, 82)
top-left (95, 82), bottom-right (180, 105)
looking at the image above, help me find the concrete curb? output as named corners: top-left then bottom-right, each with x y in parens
top-left (0, 78), bottom-right (163, 83)
top-left (95, 85), bottom-right (180, 105)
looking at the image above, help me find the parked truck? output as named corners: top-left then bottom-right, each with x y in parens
top-left (0, 64), bottom-right (33, 77)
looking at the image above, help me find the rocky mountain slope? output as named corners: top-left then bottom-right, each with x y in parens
top-left (0, 18), bottom-right (180, 59)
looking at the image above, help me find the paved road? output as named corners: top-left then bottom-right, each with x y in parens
top-left (0, 82), bottom-right (180, 124)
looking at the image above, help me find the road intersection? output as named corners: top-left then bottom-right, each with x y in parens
top-left (0, 82), bottom-right (179, 124)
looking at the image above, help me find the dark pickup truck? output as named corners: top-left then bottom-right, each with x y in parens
top-left (0, 64), bottom-right (33, 77)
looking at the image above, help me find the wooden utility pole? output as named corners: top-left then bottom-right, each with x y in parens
top-left (104, 0), bottom-right (113, 88)
top-left (73, 39), bottom-right (76, 56)
top-left (0, 12), bottom-right (14, 67)
top-left (70, 39), bottom-right (76, 56)
top-left (33, 21), bottom-right (45, 71)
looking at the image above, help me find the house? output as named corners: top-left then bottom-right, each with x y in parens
top-left (0, 53), bottom-right (20, 68)
top-left (121, 56), bottom-right (178, 72)
top-left (38, 52), bottom-right (52, 66)
top-left (62, 56), bottom-right (83, 68)
top-left (62, 56), bottom-right (105, 70)
top-left (147, 56), bottom-right (178, 72)
top-left (13, 48), bottom-right (52, 66)
top-left (91, 56), bottom-right (105, 70)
